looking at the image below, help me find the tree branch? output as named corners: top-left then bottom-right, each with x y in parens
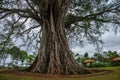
top-left (0, 12), bottom-right (12, 19)
top-left (65, 4), bottom-right (120, 28)
top-left (0, 7), bottom-right (41, 21)
top-left (18, 25), bottom-right (40, 35)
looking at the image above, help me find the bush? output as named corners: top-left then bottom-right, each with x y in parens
top-left (7, 63), bottom-right (27, 70)
top-left (93, 62), bottom-right (110, 67)
top-left (111, 61), bottom-right (120, 66)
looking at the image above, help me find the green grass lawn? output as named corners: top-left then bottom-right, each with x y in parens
top-left (0, 67), bottom-right (120, 80)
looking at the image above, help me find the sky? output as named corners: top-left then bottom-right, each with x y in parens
top-left (71, 29), bottom-right (120, 56)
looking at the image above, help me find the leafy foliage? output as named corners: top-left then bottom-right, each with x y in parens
top-left (75, 51), bottom-right (120, 67)
top-left (0, 42), bottom-right (36, 67)
top-left (0, 0), bottom-right (120, 51)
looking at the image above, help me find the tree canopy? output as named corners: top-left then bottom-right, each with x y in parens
top-left (0, 0), bottom-right (119, 50)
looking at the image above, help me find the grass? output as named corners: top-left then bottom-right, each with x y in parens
top-left (0, 67), bottom-right (120, 80)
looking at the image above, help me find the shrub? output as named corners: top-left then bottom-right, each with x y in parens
top-left (93, 62), bottom-right (110, 67)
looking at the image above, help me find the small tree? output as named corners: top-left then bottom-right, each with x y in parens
top-left (107, 51), bottom-right (120, 61)
top-left (26, 54), bottom-right (36, 66)
top-left (19, 50), bottom-right (28, 66)
top-left (0, 41), bottom-right (14, 67)
top-left (84, 52), bottom-right (89, 59)
top-left (8, 46), bottom-right (21, 65)
top-left (93, 52), bottom-right (103, 62)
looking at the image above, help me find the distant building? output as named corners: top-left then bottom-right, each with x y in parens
top-left (83, 60), bottom-right (94, 67)
top-left (111, 57), bottom-right (120, 66)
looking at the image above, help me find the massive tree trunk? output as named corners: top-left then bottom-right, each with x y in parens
top-left (27, 0), bottom-right (92, 75)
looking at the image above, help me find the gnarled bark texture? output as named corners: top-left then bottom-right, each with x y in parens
top-left (27, 0), bottom-right (92, 75)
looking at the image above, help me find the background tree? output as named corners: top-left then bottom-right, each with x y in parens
top-left (107, 51), bottom-right (120, 61)
top-left (26, 54), bottom-right (36, 66)
top-left (75, 52), bottom-right (91, 63)
top-left (84, 52), bottom-right (89, 59)
top-left (74, 53), bottom-right (83, 63)
top-left (93, 52), bottom-right (104, 62)
top-left (7, 46), bottom-right (32, 68)
top-left (8, 46), bottom-right (22, 65)
top-left (0, 0), bottom-right (120, 74)
top-left (0, 41), bottom-right (14, 67)
top-left (92, 51), bottom-right (120, 67)
top-left (19, 50), bottom-right (28, 66)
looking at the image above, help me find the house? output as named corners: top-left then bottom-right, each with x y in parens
top-left (83, 60), bottom-right (94, 67)
top-left (111, 57), bottom-right (120, 66)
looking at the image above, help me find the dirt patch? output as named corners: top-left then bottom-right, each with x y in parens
top-left (0, 69), bottom-right (113, 78)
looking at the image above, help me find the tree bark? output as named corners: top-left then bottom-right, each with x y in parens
top-left (26, 0), bottom-right (92, 75)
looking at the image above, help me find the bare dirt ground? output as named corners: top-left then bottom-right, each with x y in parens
top-left (0, 69), bottom-right (113, 78)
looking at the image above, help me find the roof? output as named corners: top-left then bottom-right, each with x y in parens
top-left (84, 60), bottom-right (94, 63)
top-left (112, 57), bottom-right (120, 61)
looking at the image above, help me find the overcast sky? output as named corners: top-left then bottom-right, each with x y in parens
top-left (71, 29), bottom-right (120, 56)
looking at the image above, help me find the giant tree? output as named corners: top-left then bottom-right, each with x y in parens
top-left (0, 0), bottom-right (120, 74)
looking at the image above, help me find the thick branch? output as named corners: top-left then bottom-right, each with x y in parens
top-left (0, 7), bottom-right (41, 21)
top-left (19, 25), bottom-right (40, 35)
top-left (65, 5), bottom-right (120, 27)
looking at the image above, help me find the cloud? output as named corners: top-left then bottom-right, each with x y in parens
top-left (71, 43), bottom-right (96, 56)
top-left (102, 31), bottom-right (120, 52)
top-left (71, 30), bottom-right (120, 56)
